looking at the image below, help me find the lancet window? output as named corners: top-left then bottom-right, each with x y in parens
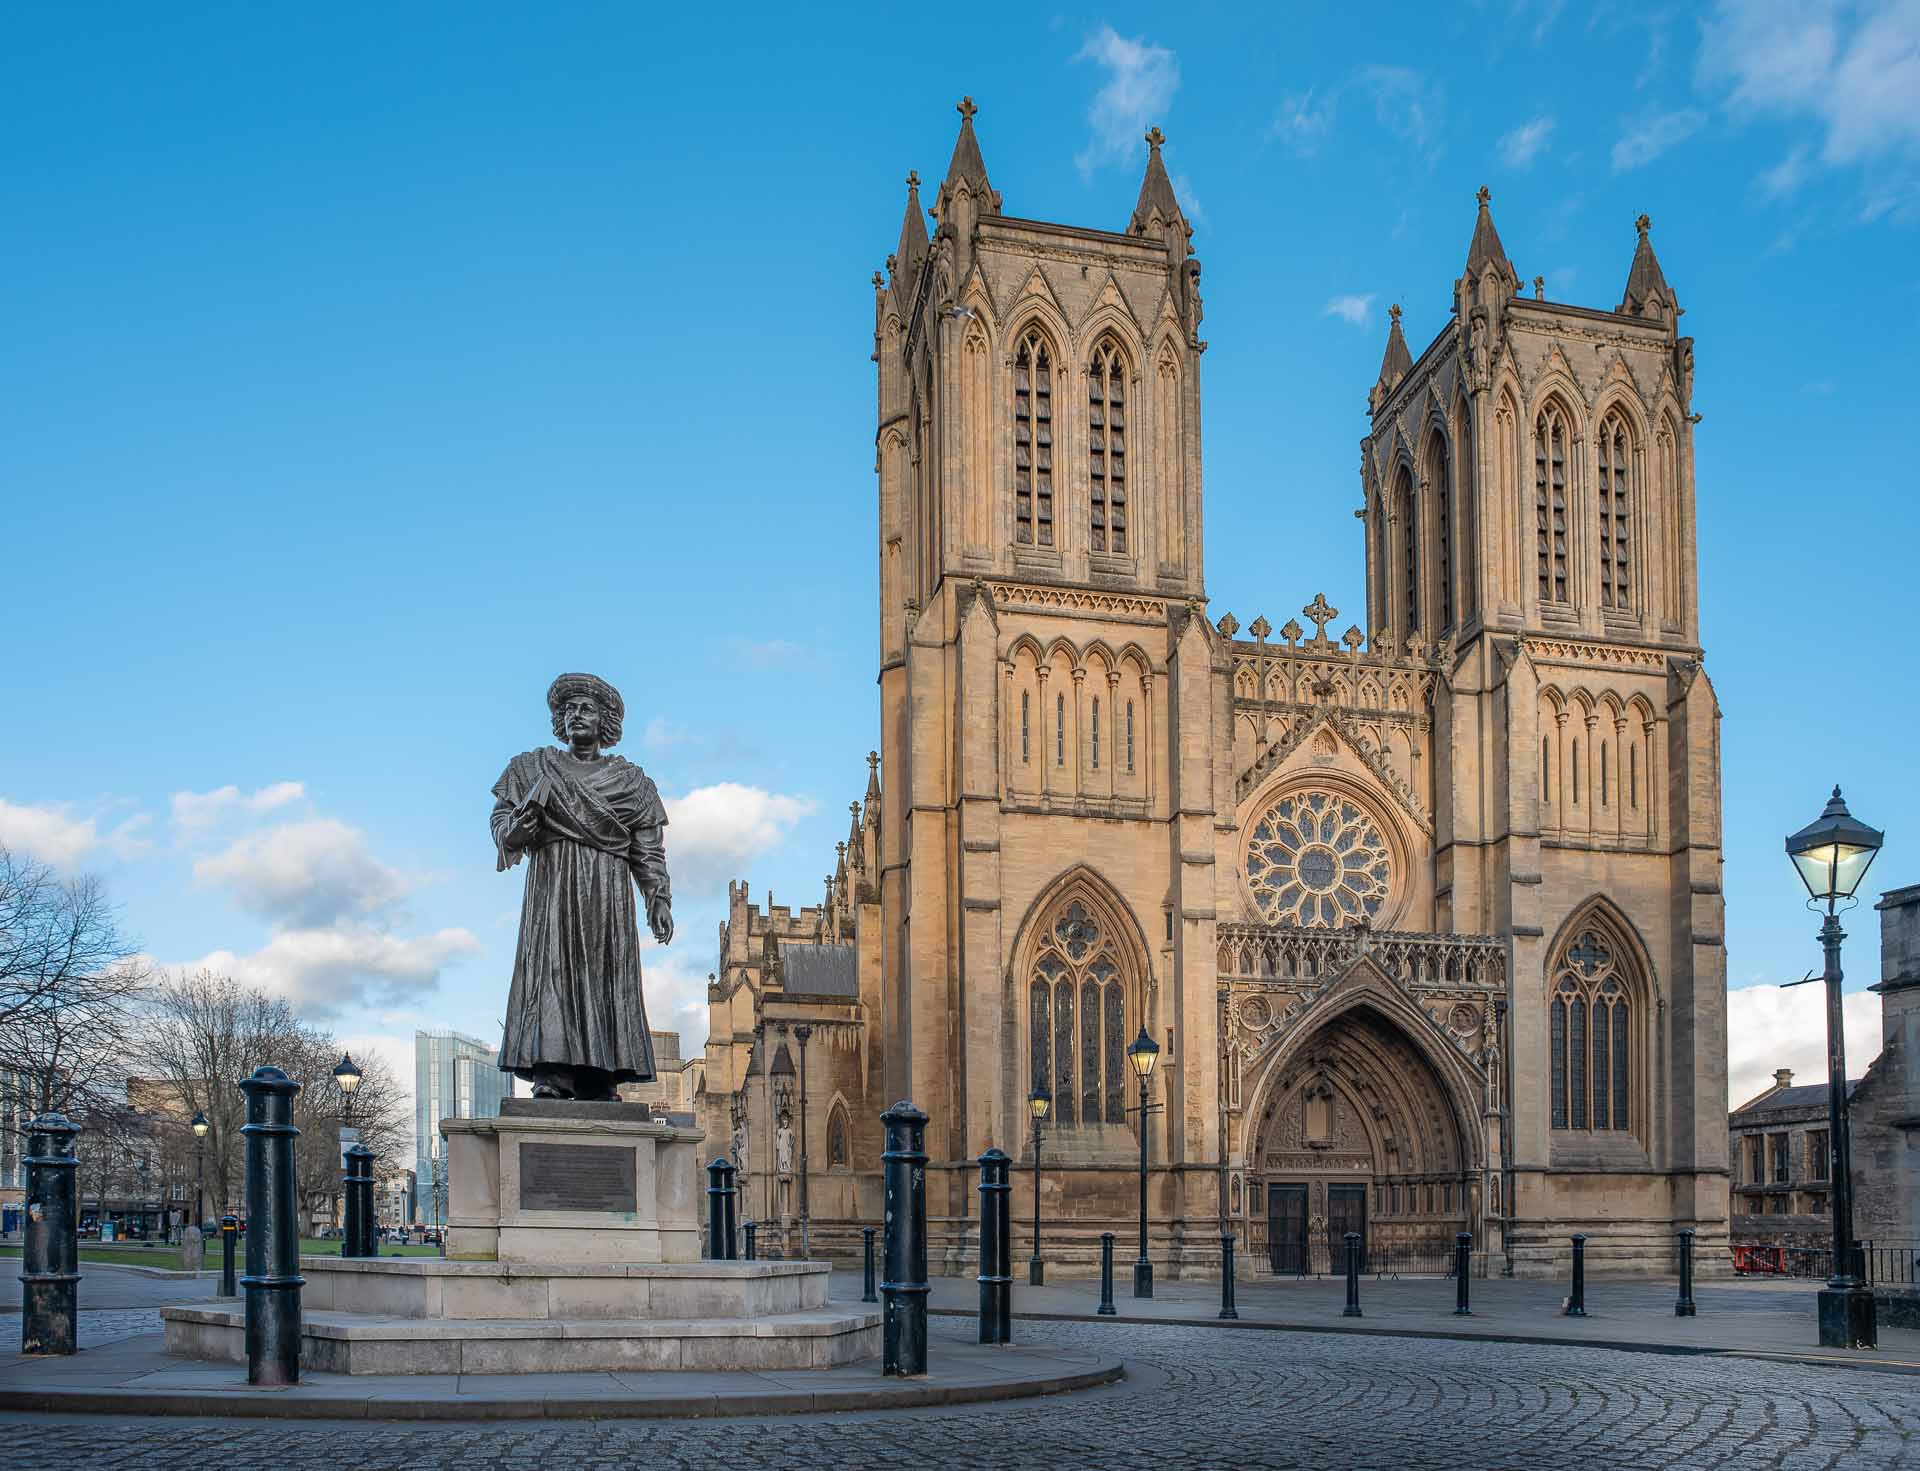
top-left (1535, 406), bottom-right (1571, 605)
top-left (1395, 467), bottom-right (1419, 634)
top-left (1014, 329), bottom-right (1055, 547)
top-left (1027, 900), bottom-right (1129, 1126)
top-left (1598, 413), bottom-right (1632, 610)
top-left (1549, 926), bottom-right (1633, 1133)
top-left (1088, 340), bottom-right (1128, 554)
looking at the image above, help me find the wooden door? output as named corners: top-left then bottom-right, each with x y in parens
top-left (1328, 1184), bottom-right (1368, 1272)
top-left (1267, 1184), bottom-right (1308, 1274)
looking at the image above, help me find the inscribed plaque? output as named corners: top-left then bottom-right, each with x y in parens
top-left (519, 1142), bottom-right (638, 1212)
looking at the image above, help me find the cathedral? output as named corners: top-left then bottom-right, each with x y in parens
top-left (697, 99), bottom-right (1729, 1278)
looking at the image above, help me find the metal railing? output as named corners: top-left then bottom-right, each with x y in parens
top-left (1730, 1240), bottom-right (1920, 1285)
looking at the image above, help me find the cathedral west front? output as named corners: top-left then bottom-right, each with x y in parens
top-left (696, 99), bottom-right (1729, 1278)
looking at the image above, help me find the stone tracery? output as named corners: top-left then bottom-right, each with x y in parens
top-left (1245, 789), bottom-right (1393, 927)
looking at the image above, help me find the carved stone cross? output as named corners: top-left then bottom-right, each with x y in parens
top-left (1302, 593), bottom-right (1338, 640)
top-left (1476, 185), bottom-right (1491, 208)
top-left (957, 96), bottom-right (977, 121)
top-left (1146, 126), bottom-right (1166, 149)
top-left (1635, 213), bottom-right (1651, 236)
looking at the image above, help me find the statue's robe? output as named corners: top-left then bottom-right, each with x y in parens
top-left (491, 747), bottom-right (668, 1087)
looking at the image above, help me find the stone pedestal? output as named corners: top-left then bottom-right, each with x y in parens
top-left (442, 1099), bottom-right (701, 1265)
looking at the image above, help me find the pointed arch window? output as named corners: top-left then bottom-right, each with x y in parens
top-left (1014, 329), bottom-right (1055, 547)
top-left (1535, 406), bottom-right (1570, 605)
top-left (1126, 700), bottom-right (1136, 774)
top-left (1549, 926), bottom-right (1634, 1133)
top-left (1598, 413), bottom-right (1632, 610)
top-left (1021, 691), bottom-right (1030, 764)
top-left (1088, 339), bottom-right (1128, 553)
top-left (1430, 437), bottom-right (1453, 630)
top-left (1027, 900), bottom-right (1131, 1126)
top-left (1396, 467), bottom-right (1420, 634)
top-left (1055, 692), bottom-right (1065, 765)
top-left (826, 1102), bottom-right (850, 1168)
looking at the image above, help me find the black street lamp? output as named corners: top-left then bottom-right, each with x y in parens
top-left (332, 1052), bottom-right (363, 1237)
top-left (190, 1110), bottom-right (209, 1231)
top-left (1785, 785), bottom-right (1884, 1350)
top-left (795, 1024), bottom-right (812, 1261)
top-left (1128, 1026), bottom-right (1162, 1299)
top-left (1027, 1085), bottom-right (1051, 1286)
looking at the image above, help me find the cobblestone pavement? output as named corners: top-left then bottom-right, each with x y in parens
top-left (2, 1315), bottom-right (1916, 1469)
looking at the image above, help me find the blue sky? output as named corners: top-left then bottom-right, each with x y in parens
top-left (4, 3), bottom-right (1916, 1115)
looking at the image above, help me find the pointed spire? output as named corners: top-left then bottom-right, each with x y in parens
top-left (1617, 212), bottom-right (1678, 320)
top-left (1463, 185), bottom-right (1519, 294)
top-left (892, 170), bottom-right (928, 293)
top-left (943, 96), bottom-right (994, 201)
top-left (865, 750), bottom-right (881, 808)
top-left (1371, 303), bottom-right (1412, 412)
top-left (847, 801), bottom-right (865, 872)
top-left (1129, 125), bottom-right (1185, 235)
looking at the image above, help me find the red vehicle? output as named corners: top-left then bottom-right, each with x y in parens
top-left (1732, 1243), bottom-right (1786, 1275)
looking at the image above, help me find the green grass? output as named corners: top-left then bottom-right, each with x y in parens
top-left (298, 1238), bottom-right (441, 1257)
top-left (0, 1244), bottom-right (188, 1271)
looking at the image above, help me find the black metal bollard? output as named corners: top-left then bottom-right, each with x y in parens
top-left (219, 1214), bottom-right (239, 1298)
top-left (1454, 1231), bottom-right (1473, 1316)
top-left (1675, 1228), bottom-right (1697, 1318)
top-left (978, 1148), bottom-right (1011, 1345)
top-left (1219, 1233), bottom-right (1239, 1320)
top-left (705, 1158), bottom-right (739, 1260)
top-left (744, 1220), bottom-right (757, 1261)
top-left (240, 1065), bottom-right (303, 1387)
top-left (1342, 1232), bottom-right (1363, 1317)
top-left (1566, 1233), bottom-right (1588, 1317)
top-left (20, 1113), bottom-right (81, 1355)
top-left (881, 1101), bottom-right (929, 1377)
top-left (1098, 1231), bottom-right (1118, 1315)
top-left (342, 1143), bottom-right (375, 1258)
top-left (862, 1224), bottom-right (878, 1302)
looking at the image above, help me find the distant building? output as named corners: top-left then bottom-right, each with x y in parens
top-left (618, 1031), bottom-right (704, 1121)
top-left (1731, 883), bottom-right (1920, 1253)
top-left (414, 1030), bottom-right (505, 1224)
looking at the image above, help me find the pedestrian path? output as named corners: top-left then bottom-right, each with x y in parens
top-left (0, 1319), bottom-right (1118, 1420)
top-left (823, 1269), bottom-right (1920, 1373)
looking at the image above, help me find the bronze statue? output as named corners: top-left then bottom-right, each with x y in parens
top-left (492, 673), bottom-right (672, 1100)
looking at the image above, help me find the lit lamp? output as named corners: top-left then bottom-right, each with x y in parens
top-left (1785, 786), bottom-right (1884, 1350)
top-left (1128, 1026), bottom-right (1162, 1298)
top-left (332, 1052), bottom-right (365, 1245)
top-left (1028, 1085), bottom-right (1051, 1286)
top-left (190, 1110), bottom-right (210, 1231)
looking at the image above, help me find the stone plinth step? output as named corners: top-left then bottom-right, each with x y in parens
top-left (162, 1303), bottom-right (882, 1375)
top-left (299, 1256), bottom-right (830, 1321)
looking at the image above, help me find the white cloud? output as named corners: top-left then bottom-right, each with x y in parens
top-left (170, 781), bottom-right (305, 831)
top-left (1170, 171), bottom-right (1208, 231)
top-left (194, 818), bottom-right (414, 926)
top-left (182, 923), bottom-right (480, 1020)
top-left (1699, 0), bottom-right (1920, 170)
top-left (1357, 65), bottom-right (1445, 159)
top-left (1499, 115), bottom-right (1556, 169)
top-left (664, 783), bottom-right (815, 889)
top-left (1322, 293), bottom-right (1377, 326)
top-left (0, 798), bottom-right (150, 866)
top-left (1726, 982), bottom-right (1880, 1109)
top-left (1271, 87), bottom-right (1337, 156)
top-left (1611, 107), bottom-right (1707, 171)
top-left (1759, 143), bottom-right (1813, 198)
top-left (1073, 24), bottom-right (1180, 177)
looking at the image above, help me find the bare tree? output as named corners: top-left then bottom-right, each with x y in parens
top-left (286, 1037), bottom-right (411, 1234)
top-left (0, 846), bottom-right (152, 1118)
top-left (131, 970), bottom-right (307, 1219)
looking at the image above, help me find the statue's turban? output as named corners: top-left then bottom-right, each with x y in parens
top-left (546, 672), bottom-right (625, 747)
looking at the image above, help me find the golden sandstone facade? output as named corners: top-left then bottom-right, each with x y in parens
top-left (700, 101), bottom-right (1729, 1277)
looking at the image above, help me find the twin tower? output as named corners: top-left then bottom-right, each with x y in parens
top-left (718, 97), bottom-right (1725, 1277)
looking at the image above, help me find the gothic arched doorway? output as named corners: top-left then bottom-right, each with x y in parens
top-left (1247, 1003), bottom-right (1471, 1272)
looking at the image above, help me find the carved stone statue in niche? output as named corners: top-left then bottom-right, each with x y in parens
top-left (775, 1112), bottom-right (795, 1176)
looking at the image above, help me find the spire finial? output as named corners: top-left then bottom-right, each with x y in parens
top-left (1533, 274), bottom-right (1545, 300)
top-left (1635, 212), bottom-right (1651, 237)
top-left (1389, 303), bottom-right (1403, 326)
top-left (907, 170), bottom-right (920, 190)
top-left (1145, 125), bottom-right (1165, 150)
top-left (957, 96), bottom-right (977, 122)
top-left (1476, 185), bottom-right (1491, 209)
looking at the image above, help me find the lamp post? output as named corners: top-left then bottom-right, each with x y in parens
top-left (1785, 785), bottom-right (1884, 1350)
top-left (1028, 1085), bottom-right (1050, 1286)
top-left (1128, 1026), bottom-right (1162, 1299)
top-left (795, 1024), bottom-right (812, 1261)
top-left (190, 1110), bottom-right (209, 1231)
top-left (332, 1052), bottom-right (363, 1239)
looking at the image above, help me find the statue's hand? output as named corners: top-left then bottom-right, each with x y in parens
top-left (648, 896), bottom-right (674, 946)
top-left (509, 805), bottom-right (542, 848)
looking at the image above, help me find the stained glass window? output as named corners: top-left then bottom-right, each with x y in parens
top-left (1244, 789), bottom-right (1392, 928)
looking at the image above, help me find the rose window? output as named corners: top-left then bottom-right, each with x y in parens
top-left (1245, 790), bottom-right (1391, 927)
